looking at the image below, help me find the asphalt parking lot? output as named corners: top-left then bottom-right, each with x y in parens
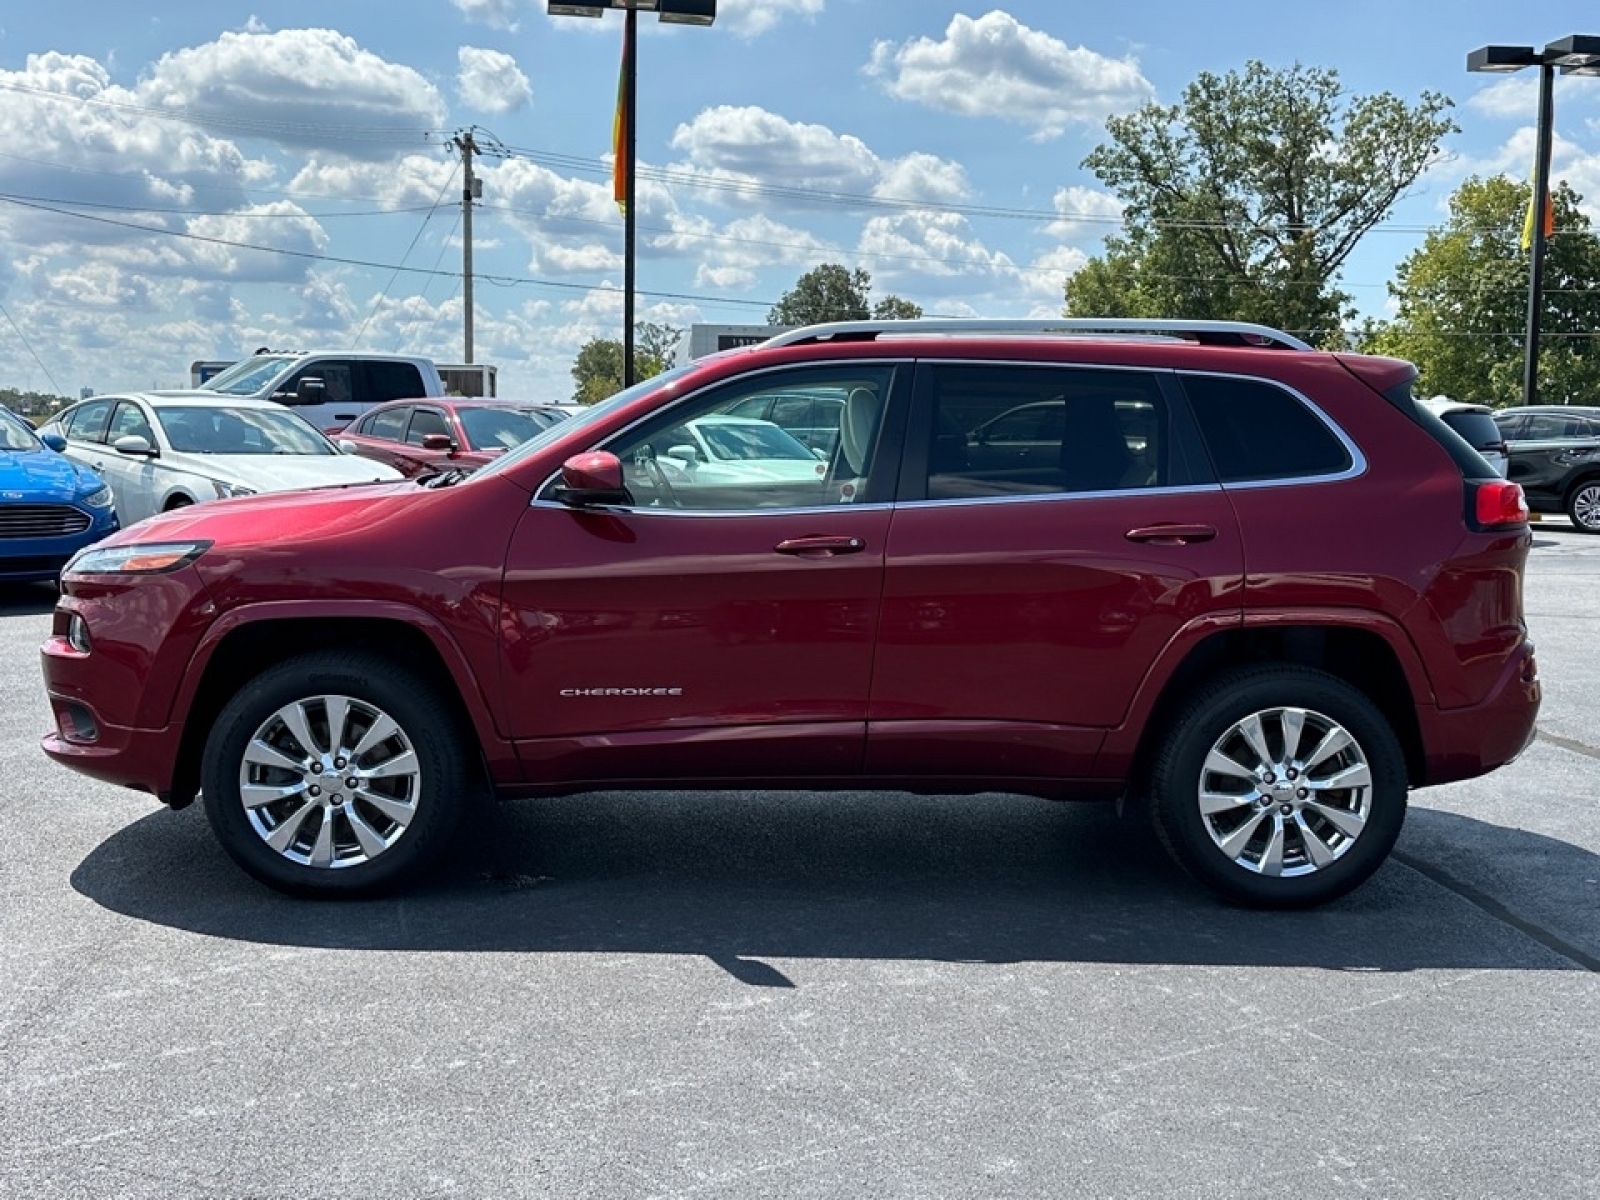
top-left (3, 527), bottom-right (1598, 1199)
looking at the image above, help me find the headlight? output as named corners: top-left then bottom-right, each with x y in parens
top-left (210, 480), bottom-right (257, 500)
top-left (79, 484), bottom-right (114, 510)
top-left (64, 541), bottom-right (211, 577)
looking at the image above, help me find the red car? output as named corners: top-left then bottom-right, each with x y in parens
top-left (40, 319), bottom-right (1539, 907)
top-left (335, 397), bottom-right (569, 477)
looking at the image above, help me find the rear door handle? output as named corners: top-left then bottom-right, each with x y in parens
top-left (775, 535), bottom-right (867, 558)
top-left (1125, 524), bottom-right (1217, 546)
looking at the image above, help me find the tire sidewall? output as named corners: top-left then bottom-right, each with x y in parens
top-left (201, 653), bottom-right (467, 897)
top-left (1151, 667), bottom-right (1407, 908)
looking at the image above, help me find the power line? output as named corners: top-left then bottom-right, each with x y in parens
top-left (0, 301), bottom-right (66, 396)
top-left (0, 191), bottom-right (774, 311)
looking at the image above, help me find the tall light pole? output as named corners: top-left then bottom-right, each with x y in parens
top-left (548, 0), bottom-right (717, 388)
top-left (1468, 35), bottom-right (1600, 406)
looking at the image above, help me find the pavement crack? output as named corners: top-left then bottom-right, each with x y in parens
top-left (1535, 729), bottom-right (1600, 762)
top-left (1392, 851), bottom-right (1600, 973)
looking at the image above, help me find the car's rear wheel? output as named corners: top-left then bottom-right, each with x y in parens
top-left (1567, 479), bottom-right (1600, 533)
top-left (201, 652), bottom-right (468, 897)
top-left (1148, 666), bottom-right (1407, 908)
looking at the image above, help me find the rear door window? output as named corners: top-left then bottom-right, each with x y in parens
top-left (363, 361), bottom-right (427, 404)
top-left (366, 406), bottom-right (410, 441)
top-left (909, 364), bottom-right (1195, 500)
top-left (1181, 374), bottom-right (1352, 482)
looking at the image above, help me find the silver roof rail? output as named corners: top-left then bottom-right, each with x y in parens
top-left (760, 318), bottom-right (1313, 352)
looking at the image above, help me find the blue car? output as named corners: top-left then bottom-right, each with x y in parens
top-left (0, 407), bottom-right (119, 584)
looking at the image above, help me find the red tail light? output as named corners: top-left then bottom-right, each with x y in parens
top-left (1472, 480), bottom-right (1528, 529)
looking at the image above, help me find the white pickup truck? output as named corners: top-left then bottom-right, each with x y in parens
top-left (184, 351), bottom-right (446, 432)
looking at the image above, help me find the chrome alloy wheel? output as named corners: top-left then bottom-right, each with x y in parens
top-left (1572, 482), bottom-right (1600, 532)
top-left (1196, 706), bottom-right (1372, 877)
top-left (238, 693), bottom-right (421, 869)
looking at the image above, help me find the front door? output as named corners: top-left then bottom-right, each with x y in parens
top-left (498, 363), bottom-right (904, 785)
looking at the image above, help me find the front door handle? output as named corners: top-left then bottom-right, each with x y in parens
top-left (1125, 524), bottom-right (1217, 546)
top-left (775, 535), bottom-right (867, 558)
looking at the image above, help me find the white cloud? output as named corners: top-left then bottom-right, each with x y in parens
top-left (857, 211), bottom-right (1015, 289)
top-left (450, 0), bottom-right (524, 32)
top-left (134, 29), bottom-right (446, 159)
top-left (866, 11), bottom-right (1154, 141)
top-left (1045, 186), bottom-right (1123, 241)
top-left (670, 105), bottom-right (969, 209)
top-left (457, 46), bottom-right (532, 114)
top-left (716, 0), bottom-right (824, 39)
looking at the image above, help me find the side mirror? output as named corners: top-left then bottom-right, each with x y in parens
top-left (421, 433), bottom-right (456, 453)
top-left (41, 432), bottom-right (67, 452)
top-left (113, 434), bottom-right (155, 457)
top-left (552, 451), bottom-right (632, 508)
top-left (295, 377), bottom-right (326, 403)
top-left (668, 444), bottom-right (699, 464)
top-left (337, 439), bottom-right (359, 455)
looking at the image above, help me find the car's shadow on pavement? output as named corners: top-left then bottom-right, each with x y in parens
top-left (71, 790), bottom-right (1596, 980)
top-left (0, 581), bottom-right (59, 616)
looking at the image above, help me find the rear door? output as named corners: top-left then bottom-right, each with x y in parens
top-left (868, 362), bottom-right (1244, 783)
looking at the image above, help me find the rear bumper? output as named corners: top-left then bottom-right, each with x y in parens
top-left (1416, 640), bottom-right (1540, 787)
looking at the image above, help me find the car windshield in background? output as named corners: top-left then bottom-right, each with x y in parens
top-left (199, 355), bottom-right (296, 396)
top-left (155, 406), bottom-right (337, 455)
top-left (0, 414), bottom-right (40, 451)
top-left (458, 407), bottom-right (555, 450)
top-left (698, 421), bottom-right (815, 461)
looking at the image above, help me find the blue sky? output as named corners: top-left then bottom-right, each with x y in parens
top-left (2, 1), bottom-right (1599, 400)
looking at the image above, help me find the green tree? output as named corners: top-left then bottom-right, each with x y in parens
top-left (1066, 61), bottom-right (1457, 345)
top-left (1363, 177), bottom-right (1600, 405)
top-left (569, 322), bottom-right (683, 404)
top-left (872, 294), bottom-right (924, 320)
top-left (768, 263), bottom-right (920, 324)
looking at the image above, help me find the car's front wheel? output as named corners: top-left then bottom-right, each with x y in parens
top-left (1566, 478), bottom-right (1600, 534)
top-left (201, 652), bottom-right (469, 896)
top-left (1147, 666), bottom-right (1407, 908)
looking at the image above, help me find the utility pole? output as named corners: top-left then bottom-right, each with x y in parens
top-left (452, 130), bottom-right (483, 364)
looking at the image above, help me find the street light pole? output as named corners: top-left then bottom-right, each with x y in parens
top-left (547, 1), bottom-right (717, 392)
top-left (622, 7), bottom-right (638, 387)
top-left (1522, 61), bottom-right (1554, 408)
top-left (1468, 34), bottom-right (1600, 406)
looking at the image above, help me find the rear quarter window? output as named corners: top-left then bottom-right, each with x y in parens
top-left (1180, 374), bottom-right (1352, 482)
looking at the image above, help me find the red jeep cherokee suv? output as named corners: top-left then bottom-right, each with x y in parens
top-left (40, 320), bottom-right (1540, 907)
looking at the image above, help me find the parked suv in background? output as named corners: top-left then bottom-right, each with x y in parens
top-left (40, 319), bottom-right (1540, 908)
top-left (1417, 397), bottom-right (1508, 477)
top-left (1493, 404), bottom-right (1600, 533)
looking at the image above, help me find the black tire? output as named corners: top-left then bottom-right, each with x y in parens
top-left (201, 651), bottom-right (469, 897)
top-left (1566, 478), bottom-right (1600, 534)
top-left (1147, 666), bottom-right (1407, 908)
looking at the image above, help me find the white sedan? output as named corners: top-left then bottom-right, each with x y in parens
top-left (655, 415), bottom-right (831, 486)
top-left (38, 393), bottom-right (403, 525)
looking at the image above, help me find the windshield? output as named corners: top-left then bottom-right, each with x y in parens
top-left (696, 421), bottom-right (814, 461)
top-left (0, 411), bottom-right (41, 452)
top-left (156, 406), bottom-right (338, 455)
top-left (472, 362), bottom-right (701, 482)
top-left (200, 355), bottom-right (296, 396)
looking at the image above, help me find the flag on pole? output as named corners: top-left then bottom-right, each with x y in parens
top-left (1521, 179), bottom-right (1555, 252)
top-left (612, 33), bottom-right (629, 213)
